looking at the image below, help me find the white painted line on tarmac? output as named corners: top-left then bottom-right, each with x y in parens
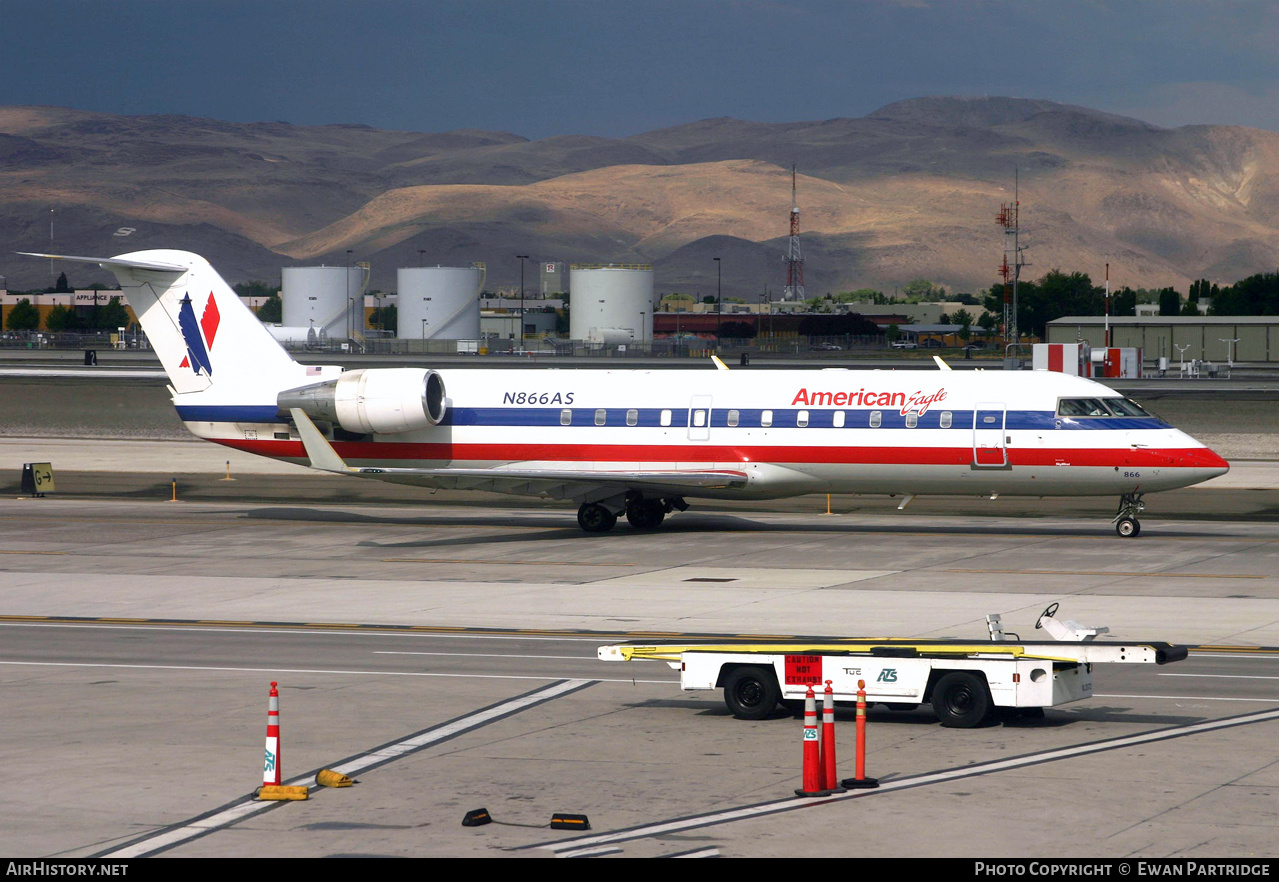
top-left (0, 660), bottom-right (673, 684)
top-left (0, 621), bottom-right (610, 641)
top-left (1159, 672), bottom-right (1279, 680)
top-left (1095, 693), bottom-right (1279, 703)
top-left (525, 706), bottom-right (1279, 855)
top-left (98, 678), bottom-right (595, 858)
top-left (557, 845), bottom-right (625, 858)
top-left (373, 646), bottom-right (598, 651)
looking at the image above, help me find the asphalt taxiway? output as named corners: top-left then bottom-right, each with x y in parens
top-left (1, 493), bottom-right (1278, 858)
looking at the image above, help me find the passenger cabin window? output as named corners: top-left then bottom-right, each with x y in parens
top-left (833, 411), bottom-right (845, 428)
top-left (594, 408), bottom-right (607, 426)
top-left (626, 409), bottom-right (638, 426)
top-left (761, 410), bottom-right (773, 428)
top-left (660, 409), bottom-right (672, 427)
top-left (797, 410), bottom-right (809, 428)
top-left (940, 411), bottom-right (952, 429)
top-left (692, 409), bottom-right (707, 427)
top-left (727, 409), bottom-right (739, 427)
top-left (905, 413), bottom-right (918, 428)
top-left (560, 409), bottom-right (572, 426)
top-left (869, 411), bottom-right (882, 428)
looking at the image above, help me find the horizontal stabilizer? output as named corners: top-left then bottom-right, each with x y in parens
top-left (16, 252), bottom-right (190, 274)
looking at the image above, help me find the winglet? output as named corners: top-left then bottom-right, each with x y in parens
top-left (289, 408), bottom-right (353, 473)
top-left (933, 355), bottom-right (953, 371)
top-left (711, 354), bottom-right (730, 371)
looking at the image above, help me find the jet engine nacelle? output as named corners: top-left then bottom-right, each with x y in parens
top-left (278, 368), bottom-right (447, 435)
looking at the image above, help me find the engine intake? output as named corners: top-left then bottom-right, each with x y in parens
top-left (278, 368), bottom-right (447, 434)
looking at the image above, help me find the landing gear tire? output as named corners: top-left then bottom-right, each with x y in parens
top-left (931, 671), bottom-right (992, 728)
top-left (1113, 492), bottom-right (1146, 539)
top-left (625, 498), bottom-right (666, 529)
top-left (723, 666), bottom-right (781, 720)
top-left (577, 503), bottom-right (617, 533)
top-left (1116, 516), bottom-right (1141, 538)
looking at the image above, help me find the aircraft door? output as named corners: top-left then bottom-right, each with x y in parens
top-left (688, 395), bottom-right (712, 441)
top-left (973, 402), bottom-right (1008, 467)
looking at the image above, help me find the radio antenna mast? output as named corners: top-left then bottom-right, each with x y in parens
top-left (783, 166), bottom-right (805, 301)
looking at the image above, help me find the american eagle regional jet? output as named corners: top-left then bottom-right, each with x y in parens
top-left (24, 250), bottom-right (1229, 537)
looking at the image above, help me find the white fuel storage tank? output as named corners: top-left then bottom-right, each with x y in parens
top-left (281, 266), bottom-right (367, 341)
top-left (397, 266), bottom-right (484, 340)
top-left (568, 264), bottom-right (653, 345)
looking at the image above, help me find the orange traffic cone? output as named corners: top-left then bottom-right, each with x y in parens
top-left (841, 679), bottom-right (880, 790)
top-left (795, 686), bottom-right (831, 798)
top-left (821, 680), bottom-right (846, 793)
top-left (263, 681), bottom-right (281, 786)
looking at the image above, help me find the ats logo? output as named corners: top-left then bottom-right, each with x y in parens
top-left (177, 291), bottom-right (220, 376)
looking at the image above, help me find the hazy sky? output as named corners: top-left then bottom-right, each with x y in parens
top-left (8, 0), bottom-right (1279, 139)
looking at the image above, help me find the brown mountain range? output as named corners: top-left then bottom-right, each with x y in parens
top-left (3, 97), bottom-right (1278, 297)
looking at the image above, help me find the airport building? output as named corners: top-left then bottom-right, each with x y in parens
top-left (1046, 316), bottom-right (1279, 363)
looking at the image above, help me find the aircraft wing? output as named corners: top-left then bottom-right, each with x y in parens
top-left (289, 408), bottom-right (748, 501)
top-left (353, 466), bottom-right (748, 500)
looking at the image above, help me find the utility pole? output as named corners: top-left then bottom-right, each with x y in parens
top-left (714, 256), bottom-right (721, 349)
top-left (516, 254), bottom-right (530, 343)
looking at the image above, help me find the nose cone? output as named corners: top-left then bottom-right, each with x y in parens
top-left (1175, 444), bottom-right (1230, 483)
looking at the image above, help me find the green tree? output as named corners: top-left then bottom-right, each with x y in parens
top-left (1211, 273), bottom-right (1279, 315)
top-left (95, 296), bottom-right (130, 330)
top-left (256, 293), bottom-right (283, 323)
top-left (1112, 287), bottom-right (1137, 317)
top-left (54, 272), bottom-right (71, 293)
top-left (1158, 287), bottom-right (1180, 316)
top-left (44, 304), bottom-right (82, 331)
top-left (234, 281), bottom-right (279, 298)
top-left (901, 278), bottom-right (944, 301)
top-left (6, 299), bottom-right (39, 331)
top-left (368, 303), bottom-right (397, 331)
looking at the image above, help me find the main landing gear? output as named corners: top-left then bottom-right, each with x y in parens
top-left (1113, 492), bottom-right (1145, 538)
top-left (576, 495), bottom-right (687, 533)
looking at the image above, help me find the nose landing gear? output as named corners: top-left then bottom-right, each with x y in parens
top-left (1113, 492), bottom-right (1145, 538)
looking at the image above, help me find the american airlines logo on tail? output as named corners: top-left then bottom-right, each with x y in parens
top-left (177, 291), bottom-right (220, 376)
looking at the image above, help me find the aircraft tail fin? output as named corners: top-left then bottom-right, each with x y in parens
top-left (20, 250), bottom-right (299, 396)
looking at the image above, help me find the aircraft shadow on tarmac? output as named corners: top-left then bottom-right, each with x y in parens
top-left (238, 505), bottom-right (1195, 543)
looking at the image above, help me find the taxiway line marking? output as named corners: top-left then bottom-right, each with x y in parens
top-left (525, 706), bottom-right (1279, 854)
top-left (1160, 672), bottom-right (1279, 681)
top-left (374, 650), bottom-right (596, 660)
top-left (944, 568), bottom-right (1262, 579)
top-left (382, 558), bottom-right (635, 566)
top-left (0, 660), bottom-right (671, 685)
top-left (98, 678), bottom-right (595, 858)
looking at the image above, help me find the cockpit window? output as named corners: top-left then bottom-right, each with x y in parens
top-left (1057, 398), bottom-right (1111, 417)
top-left (1057, 397), bottom-right (1153, 418)
top-left (1104, 397), bottom-right (1153, 417)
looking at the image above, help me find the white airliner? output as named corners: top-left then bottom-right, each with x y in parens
top-left (23, 249), bottom-right (1229, 537)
